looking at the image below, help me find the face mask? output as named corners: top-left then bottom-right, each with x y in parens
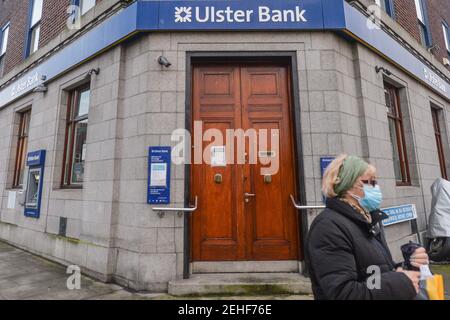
top-left (351, 184), bottom-right (383, 212)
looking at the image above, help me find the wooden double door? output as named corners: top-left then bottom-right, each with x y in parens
top-left (191, 62), bottom-right (300, 261)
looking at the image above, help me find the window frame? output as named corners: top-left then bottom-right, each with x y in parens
top-left (25, 0), bottom-right (43, 57)
top-left (12, 109), bottom-right (32, 189)
top-left (0, 22), bottom-right (10, 77)
top-left (71, 0), bottom-right (96, 16)
top-left (384, 82), bottom-right (411, 186)
top-left (443, 22), bottom-right (450, 56)
top-left (431, 106), bottom-right (448, 180)
top-left (375, 0), bottom-right (395, 18)
top-left (414, 0), bottom-right (432, 47)
top-left (61, 84), bottom-right (90, 188)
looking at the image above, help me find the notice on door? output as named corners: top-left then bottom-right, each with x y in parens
top-left (147, 146), bottom-right (171, 204)
top-left (211, 146), bottom-right (226, 167)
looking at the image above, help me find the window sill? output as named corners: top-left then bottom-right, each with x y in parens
top-left (5, 187), bottom-right (24, 191)
top-left (56, 185), bottom-right (83, 191)
top-left (395, 183), bottom-right (421, 188)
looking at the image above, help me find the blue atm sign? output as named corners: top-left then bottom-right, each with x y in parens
top-left (381, 204), bottom-right (417, 226)
top-left (148, 147), bottom-right (171, 204)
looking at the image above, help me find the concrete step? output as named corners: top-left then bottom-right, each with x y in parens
top-left (168, 273), bottom-right (313, 297)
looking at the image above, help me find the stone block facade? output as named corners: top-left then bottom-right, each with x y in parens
top-left (0, 29), bottom-right (448, 290)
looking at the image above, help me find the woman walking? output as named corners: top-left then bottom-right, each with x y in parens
top-left (306, 154), bottom-right (429, 300)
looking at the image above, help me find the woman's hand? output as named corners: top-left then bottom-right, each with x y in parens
top-left (410, 247), bottom-right (429, 268)
top-left (396, 267), bottom-right (420, 293)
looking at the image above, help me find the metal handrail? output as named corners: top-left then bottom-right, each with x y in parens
top-left (152, 196), bottom-right (198, 218)
top-left (290, 194), bottom-right (326, 210)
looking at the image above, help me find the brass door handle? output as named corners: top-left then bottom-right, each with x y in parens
top-left (244, 193), bottom-right (255, 203)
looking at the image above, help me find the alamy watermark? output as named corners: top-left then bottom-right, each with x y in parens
top-left (366, 265), bottom-right (381, 290)
top-left (67, 5), bottom-right (82, 30)
top-left (171, 121), bottom-right (280, 175)
top-left (66, 265), bottom-right (81, 290)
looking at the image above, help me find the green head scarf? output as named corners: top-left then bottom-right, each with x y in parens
top-left (334, 156), bottom-right (369, 197)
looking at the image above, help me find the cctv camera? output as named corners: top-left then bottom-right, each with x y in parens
top-left (158, 56), bottom-right (172, 68)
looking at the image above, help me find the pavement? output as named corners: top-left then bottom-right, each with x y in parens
top-left (1, 240), bottom-right (447, 300)
top-left (0, 241), bottom-right (312, 300)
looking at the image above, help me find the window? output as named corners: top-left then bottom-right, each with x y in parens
top-left (0, 23), bottom-right (9, 77)
top-left (80, 0), bottom-right (96, 15)
top-left (374, 0), bottom-right (394, 17)
top-left (443, 22), bottom-right (450, 55)
top-left (27, 0), bottom-right (43, 56)
top-left (13, 110), bottom-right (31, 188)
top-left (414, 0), bottom-right (431, 47)
top-left (384, 82), bottom-right (410, 185)
top-left (431, 106), bottom-right (448, 179)
top-left (62, 85), bottom-right (90, 186)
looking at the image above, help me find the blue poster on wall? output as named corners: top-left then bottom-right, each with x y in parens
top-left (148, 147), bottom-right (171, 204)
top-left (320, 157), bottom-right (335, 203)
top-left (320, 157), bottom-right (335, 177)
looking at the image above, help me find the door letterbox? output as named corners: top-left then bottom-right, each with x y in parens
top-left (24, 150), bottom-right (46, 218)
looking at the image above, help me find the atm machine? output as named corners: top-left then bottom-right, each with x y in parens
top-left (24, 150), bottom-right (46, 218)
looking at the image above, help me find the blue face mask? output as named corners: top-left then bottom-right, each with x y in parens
top-left (352, 184), bottom-right (383, 212)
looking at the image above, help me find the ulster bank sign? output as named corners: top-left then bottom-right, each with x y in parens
top-left (173, 5), bottom-right (307, 24)
top-left (153, 0), bottom-right (339, 30)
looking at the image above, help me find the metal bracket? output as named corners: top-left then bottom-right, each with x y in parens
top-left (152, 196), bottom-right (198, 218)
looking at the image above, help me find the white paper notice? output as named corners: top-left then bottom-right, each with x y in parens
top-left (211, 146), bottom-right (226, 167)
top-left (7, 191), bottom-right (16, 209)
top-left (150, 163), bottom-right (167, 187)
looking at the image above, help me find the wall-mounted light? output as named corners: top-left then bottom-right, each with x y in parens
top-left (158, 56), bottom-right (172, 68)
top-left (84, 68), bottom-right (100, 80)
top-left (375, 66), bottom-right (392, 76)
top-left (33, 75), bottom-right (48, 93)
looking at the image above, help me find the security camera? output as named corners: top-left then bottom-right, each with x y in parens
top-left (158, 56), bottom-right (172, 68)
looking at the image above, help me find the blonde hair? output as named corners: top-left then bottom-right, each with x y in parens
top-left (322, 154), bottom-right (376, 198)
top-left (322, 154), bottom-right (348, 198)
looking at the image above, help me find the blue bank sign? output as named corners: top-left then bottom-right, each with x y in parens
top-left (0, 0), bottom-right (448, 110)
top-left (154, 0), bottom-right (332, 30)
top-left (381, 204), bottom-right (418, 226)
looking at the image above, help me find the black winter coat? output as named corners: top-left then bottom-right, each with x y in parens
top-left (305, 197), bottom-right (417, 300)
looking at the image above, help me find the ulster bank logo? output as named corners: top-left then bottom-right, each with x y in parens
top-left (173, 5), bottom-right (307, 24)
top-left (174, 7), bottom-right (192, 23)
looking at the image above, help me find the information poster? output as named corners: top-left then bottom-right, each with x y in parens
top-left (148, 147), bottom-right (171, 204)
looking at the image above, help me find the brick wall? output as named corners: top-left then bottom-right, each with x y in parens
top-left (427, 0), bottom-right (450, 68)
top-left (40, 0), bottom-right (71, 49)
top-left (0, 0), bottom-right (75, 78)
top-left (0, 0), bottom-right (29, 77)
top-left (393, 0), bottom-right (422, 44)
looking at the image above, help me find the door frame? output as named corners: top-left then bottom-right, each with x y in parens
top-left (183, 52), bottom-right (308, 279)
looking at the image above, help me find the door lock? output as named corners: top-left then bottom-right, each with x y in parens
top-left (214, 174), bottom-right (223, 184)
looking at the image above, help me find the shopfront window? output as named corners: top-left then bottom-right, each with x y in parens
top-left (63, 85), bottom-right (90, 186)
top-left (384, 82), bottom-right (410, 185)
top-left (13, 109), bottom-right (31, 188)
top-left (431, 106), bottom-right (448, 179)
